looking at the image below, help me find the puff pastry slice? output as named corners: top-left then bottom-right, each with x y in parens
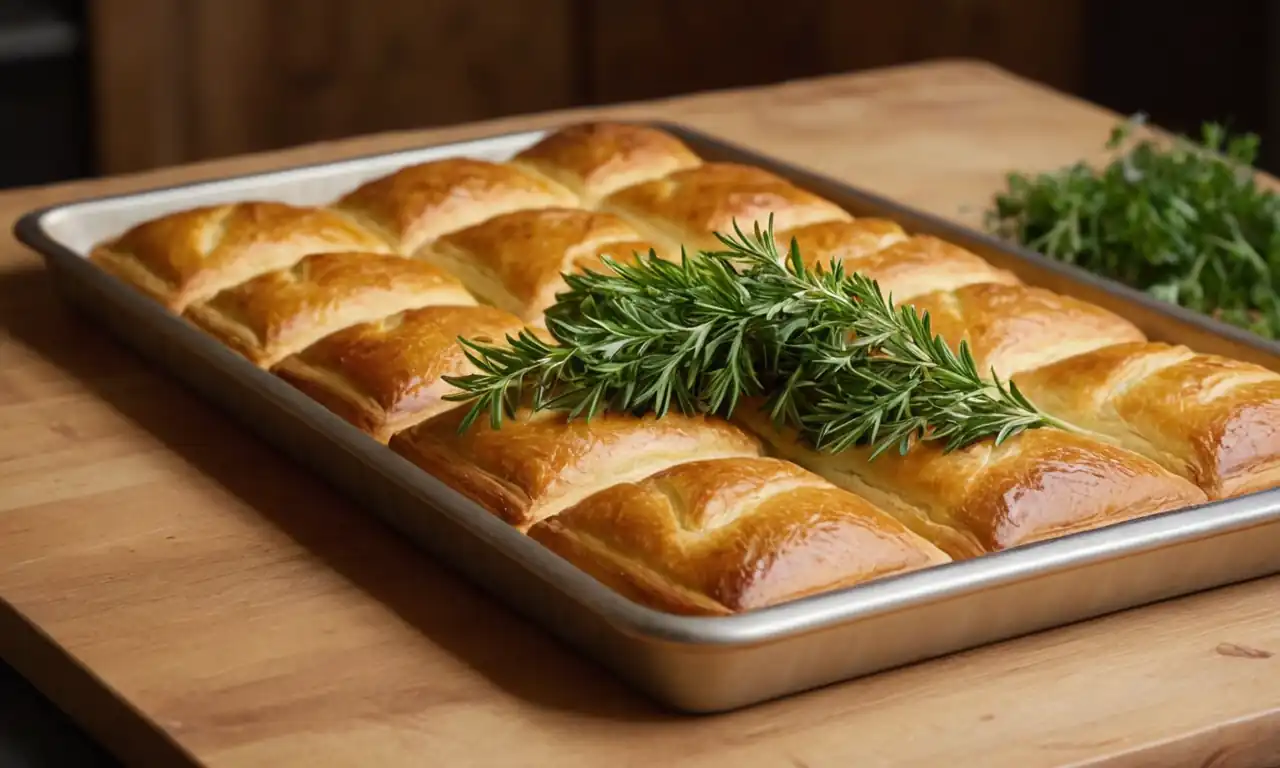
top-left (735, 409), bottom-right (1208, 560)
top-left (184, 251), bottom-right (476, 368)
top-left (904, 282), bottom-right (1147, 380)
top-left (89, 202), bottom-right (393, 312)
top-left (529, 457), bottom-right (951, 615)
top-left (785, 227), bottom-right (1022, 301)
top-left (421, 208), bottom-right (664, 323)
top-left (333, 157), bottom-right (580, 254)
top-left (1013, 341), bottom-right (1280, 500)
top-left (601, 162), bottom-right (852, 253)
top-left (274, 304), bottom-right (528, 442)
top-left (390, 408), bottom-right (764, 530)
top-left (511, 122), bottom-right (702, 205)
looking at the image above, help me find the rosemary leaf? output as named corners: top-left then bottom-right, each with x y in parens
top-left (443, 217), bottom-right (1069, 458)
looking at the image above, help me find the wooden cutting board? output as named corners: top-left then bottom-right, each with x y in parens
top-left (2, 60), bottom-right (1279, 768)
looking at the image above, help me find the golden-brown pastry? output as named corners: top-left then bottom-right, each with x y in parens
top-left (332, 158), bottom-right (580, 254)
top-left (528, 457), bottom-right (951, 615)
top-left (512, 122), bottom-right (703, 205)
top-left (600, 162), bottom-right (852, 253)
top-left (390, 408), bottom-right (764, 530)
top-left (184, 251), bottom-right (476, 368)
top-left (734, 408), bottom-right (1209, 560)
top-left (1012, 341), bottom-right (1280, 500)
top-left (274, 304), bottom-right (527, 442)
top-left (421, 208), bottom-right (663, 324)
top-left (89, 202), bottom-right (393, 312)
top-left (796, 231), bottom-right (1022, 301)
top-left (777, 218), bottom-right (910, 263)
top-left (904, 282), bottom-right (1147, 380)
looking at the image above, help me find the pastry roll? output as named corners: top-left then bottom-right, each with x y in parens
top-left (274, 304), bottom-right (527, 442)
top-left (1012, 342), bottom-right (1280, 500)
top-left (528, 457), bottom-right (951, 616)
top-left (333, 158), bottom-right (580, 254)
top-left (390, 408), bottom-right (764, 530)
top-left (421, 208), bottom-right (664, 323)
top-left (512, 122), bottom-right (702, 205)
top-left (790, 229), bottom-right (1022, 301)
top-left (734, 409), bottom-right (1208, 560)
top-left (184, 251), bottom-right (476, 368)
top-left (89, 202), bottom-right (393, 312)
top-left (601, 162), bottom-right (852, 253)
top-left (777, 218), bottom-right (910, 263)
top-left (904, 282), bottom-right (1147, 380)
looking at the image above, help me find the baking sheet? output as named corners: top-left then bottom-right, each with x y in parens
top-left (15, 122), bottom-right (1280, 713)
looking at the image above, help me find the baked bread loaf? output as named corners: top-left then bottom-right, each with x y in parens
top-left (89, 202), bottom-right (393, 312)
top-left (528, 457), bottom-right (951, 616)
top-left (1012, 342), bottom-right (1280, 500)
top-left (420, 208), bottom-right (663, 323)
top-left (274, 305), bottom-right (528, 442)
top-left (184, 251), bottom-right (476, 368)
top-left (333, 158), bottom-right (580, 254)
top-left (601, 162), bottom-right (853, 253)
top-left (512, 122), bottom-right (702, 205)
top-left (390, 407), bottom-right (764, 531)
top-left (733, 408), bottom-right (1208, 559)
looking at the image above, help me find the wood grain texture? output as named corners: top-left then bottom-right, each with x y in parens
top-left (588, 0), bottom-right (1083, 103)
top-left (89, 0), bottom-right (1083, 173)
top-left (94, 0), bottom-right (579, 168)
top-left (88, 0), bottom-right (191, 173)
top-left (3, 61), bottom-right (1280, 768)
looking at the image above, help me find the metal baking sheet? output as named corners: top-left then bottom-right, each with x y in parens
top-left (14, 122), bottom-right (1280, 714)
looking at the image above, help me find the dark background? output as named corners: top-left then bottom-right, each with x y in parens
top-left (2, 0), bottom-right (1279, 190)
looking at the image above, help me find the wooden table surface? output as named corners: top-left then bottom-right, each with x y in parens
top-left (2, 60), bottom-right (1280, 768)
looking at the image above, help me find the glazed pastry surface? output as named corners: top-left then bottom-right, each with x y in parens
top-left (390, 408), bottom-right (765, 530)
top-left (90, 202), bottom-right (393, 312)
top-left (421, 207), bottom-right (663, 323)
top-left (185, 251), bottom-right (475, 368)
top-left (333, 157), bottom-right (579, 253)
top-left (512, 122), bottom-right (702, 204)
top-left (1013, 342), bottom-right (1280, 499)
top-left (529, 457), bottom-right (951, 615)
top-left (734, 408), bottom-right (1209, 559)
top-left (273, 304), bottom-right (526, 442)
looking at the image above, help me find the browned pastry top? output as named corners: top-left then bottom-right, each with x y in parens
top-left (529, 457), bottom-right (951, 615)
top-left (1013, 341), bottom-right (1280, 499)
top-left (184, 251), bottom-right (476, 368)
top-left (333, 157), bottom-right (580, 253)
top-left (601, 162), bottom-right (853, 252)
top-left (734, 407), bottom-right (1208, 560)
top-left (422, 207), bottom-right (662, 323)
top-left (777, 218), bottom-right (910, 264)
top-left (273, 304), bottom-right (528, 442)
top-left (390, 407), bottom-right (765, 529)
top-left (905, 282), bottom-right (1147, 379)
top-left (512, 122), bottom-right (702, 204)
top-left (89, 201), bottom-right (393, 312)
top-left (849, 235), bottom-right (1022, 300)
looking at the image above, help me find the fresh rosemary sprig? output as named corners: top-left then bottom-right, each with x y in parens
top-left (443, 218), bottom-right (1066, 458)
top-left (987, 115), bottom-right (1280, 339)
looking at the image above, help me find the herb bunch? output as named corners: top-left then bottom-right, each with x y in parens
top-left (442, 218), bottom-right (1066, 459)
top-left (987, 115), bottom-right (1280, 338)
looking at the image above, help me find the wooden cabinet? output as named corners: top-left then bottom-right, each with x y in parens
top-left (89, 0), bottom-right (1089, 174)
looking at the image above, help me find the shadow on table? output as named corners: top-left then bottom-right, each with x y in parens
top-left (0, 265), bottom-right (680, 724)
top-left (0, 658), bottom-right (120, 768)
